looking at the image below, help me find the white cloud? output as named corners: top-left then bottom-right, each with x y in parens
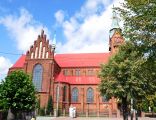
top-left (0, 8), bottom-right (50, 53)
top-left (0, 0), bottom-right (124, 55)
top-left (0, 9), bottom-right (51, 81)
top-left (55, 10), bottom-right (65, 24)
top-left (0, 56), bottom-right (12, 81)
top-left (56, 0), bottom-right (124, 53)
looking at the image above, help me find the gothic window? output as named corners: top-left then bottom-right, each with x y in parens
top-left (63, 86), bottom-right (67, 102)
top-left (71, 87), bottom-right (78, 102)
top-left (87, 69), bottom-right (94, 76)
top-left (75, 69), bottom-right (80, 76)
top-left (33, 64), bottom-right (43, 91)
top-left (102, 95), bottom-right (109, 102)
top-left (63, 69), bottom-right (68, 76)
top-left (87, 87), bottom-right (94, 103)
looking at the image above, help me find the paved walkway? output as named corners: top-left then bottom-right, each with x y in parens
top-left (52, 117), bottom-right (156, 120)
top-left (36, 116), bottom-right (156, 120)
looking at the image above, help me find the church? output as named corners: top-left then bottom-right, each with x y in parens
top-left (8, 9), bottom-right (124, 117)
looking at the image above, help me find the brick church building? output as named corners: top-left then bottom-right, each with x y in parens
top-left (8, 9), bottom-right (124, 117)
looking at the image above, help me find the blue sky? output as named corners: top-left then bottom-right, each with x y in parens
top-left (0, 0), bottom-right (123, 80)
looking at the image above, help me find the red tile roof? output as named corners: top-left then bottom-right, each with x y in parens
top-left (12, 53), bottom-right (110, 68)
top-left (55, 72), bottom-right (100, 84)
top-left (11, 53), bottom-right (110, 84)
top-left (11, 55), bottom-right (26, 68)
top-left (54, 53), bottom-right (110, 68)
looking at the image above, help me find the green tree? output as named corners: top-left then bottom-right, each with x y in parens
top-left (118, 0), bottom-right (156, 45)
top-left (46, 95), bottom-right (53, 115)
top-left (138, 56), bottom-right (156, 113)
top-left (117, 0), bottom-right (156, 67)
top-left (0, 70), bottom-right (36, 120)
top-left (99, 41), bottom-right (156, 120)
top-left (118, 0), bottom-right (156, 116)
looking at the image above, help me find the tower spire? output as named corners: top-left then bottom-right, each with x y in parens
top-left (109, 6), bottom-right (124, 53)
top-left (111, 5), bottom-right (120, 29)
top-left (109, 5), bottom-right (121, 38)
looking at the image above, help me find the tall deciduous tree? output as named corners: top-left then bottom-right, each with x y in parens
top-left (118, 0), bottom-right (156, 53)
top-left (99, 1), bottom-right (156, 119)
top-left (118, 0), bottom-right (156, 114)
top-left (99, 42), bottom-right (151, 120)
top-left (0, 70), bottom-right (36, 120)
top-left (117, 0), bottom-right (156, 61)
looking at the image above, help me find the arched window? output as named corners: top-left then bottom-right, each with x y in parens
top-left (33, 64), bottom-right (43, 91)
top-left (102, 95), bottom-right (109, 102)
top-left (87, 87), bottom-right (94, 103)
top-left (75, 69), bottom-right (80, 76)
top-left (71, 87), bottom-right (78, 102)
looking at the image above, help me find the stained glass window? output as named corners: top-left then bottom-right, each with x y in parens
top-left (71, 87), bottom-right (78, 102)
top-left (75, 69), bottom-right (80, 76)
top-left (63, 69), bottom-right (68, 76)
top-left (33, 64), bottom-right (43, 91)
top-left (87, 87), bottom-right (94, 103)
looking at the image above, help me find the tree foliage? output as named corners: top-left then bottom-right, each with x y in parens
top-left (100, 42), bottom-right (146, 98)
top-left (118, 0), bottom-right (156, 111)
top-left (99, 41), bottom-right (156, 119)
top-left (99, 0), bottom-right (156, 119)
top-left (118, 0), bottom-right (156, 59)
top-left (0, 70), bottom-right (36, 112)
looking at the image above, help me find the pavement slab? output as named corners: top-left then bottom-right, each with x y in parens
top-left (36, 116), bottom-right (156, 120)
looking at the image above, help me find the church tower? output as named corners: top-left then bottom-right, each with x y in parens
top-left (109, 7), bottom-right (124, 54)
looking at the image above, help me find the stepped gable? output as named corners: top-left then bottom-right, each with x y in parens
top-left (26, 30), bottom-right (54, 60)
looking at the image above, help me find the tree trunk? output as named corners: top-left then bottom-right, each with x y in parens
top-left (122, 96), bottom-right (128, 120)
top-left (7, 108), bottom-right (15, 120)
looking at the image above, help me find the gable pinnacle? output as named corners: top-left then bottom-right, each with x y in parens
top-left (41, 29), bottom-right (44, 37)
top-left (52, 31), bottom-right (56, 49)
